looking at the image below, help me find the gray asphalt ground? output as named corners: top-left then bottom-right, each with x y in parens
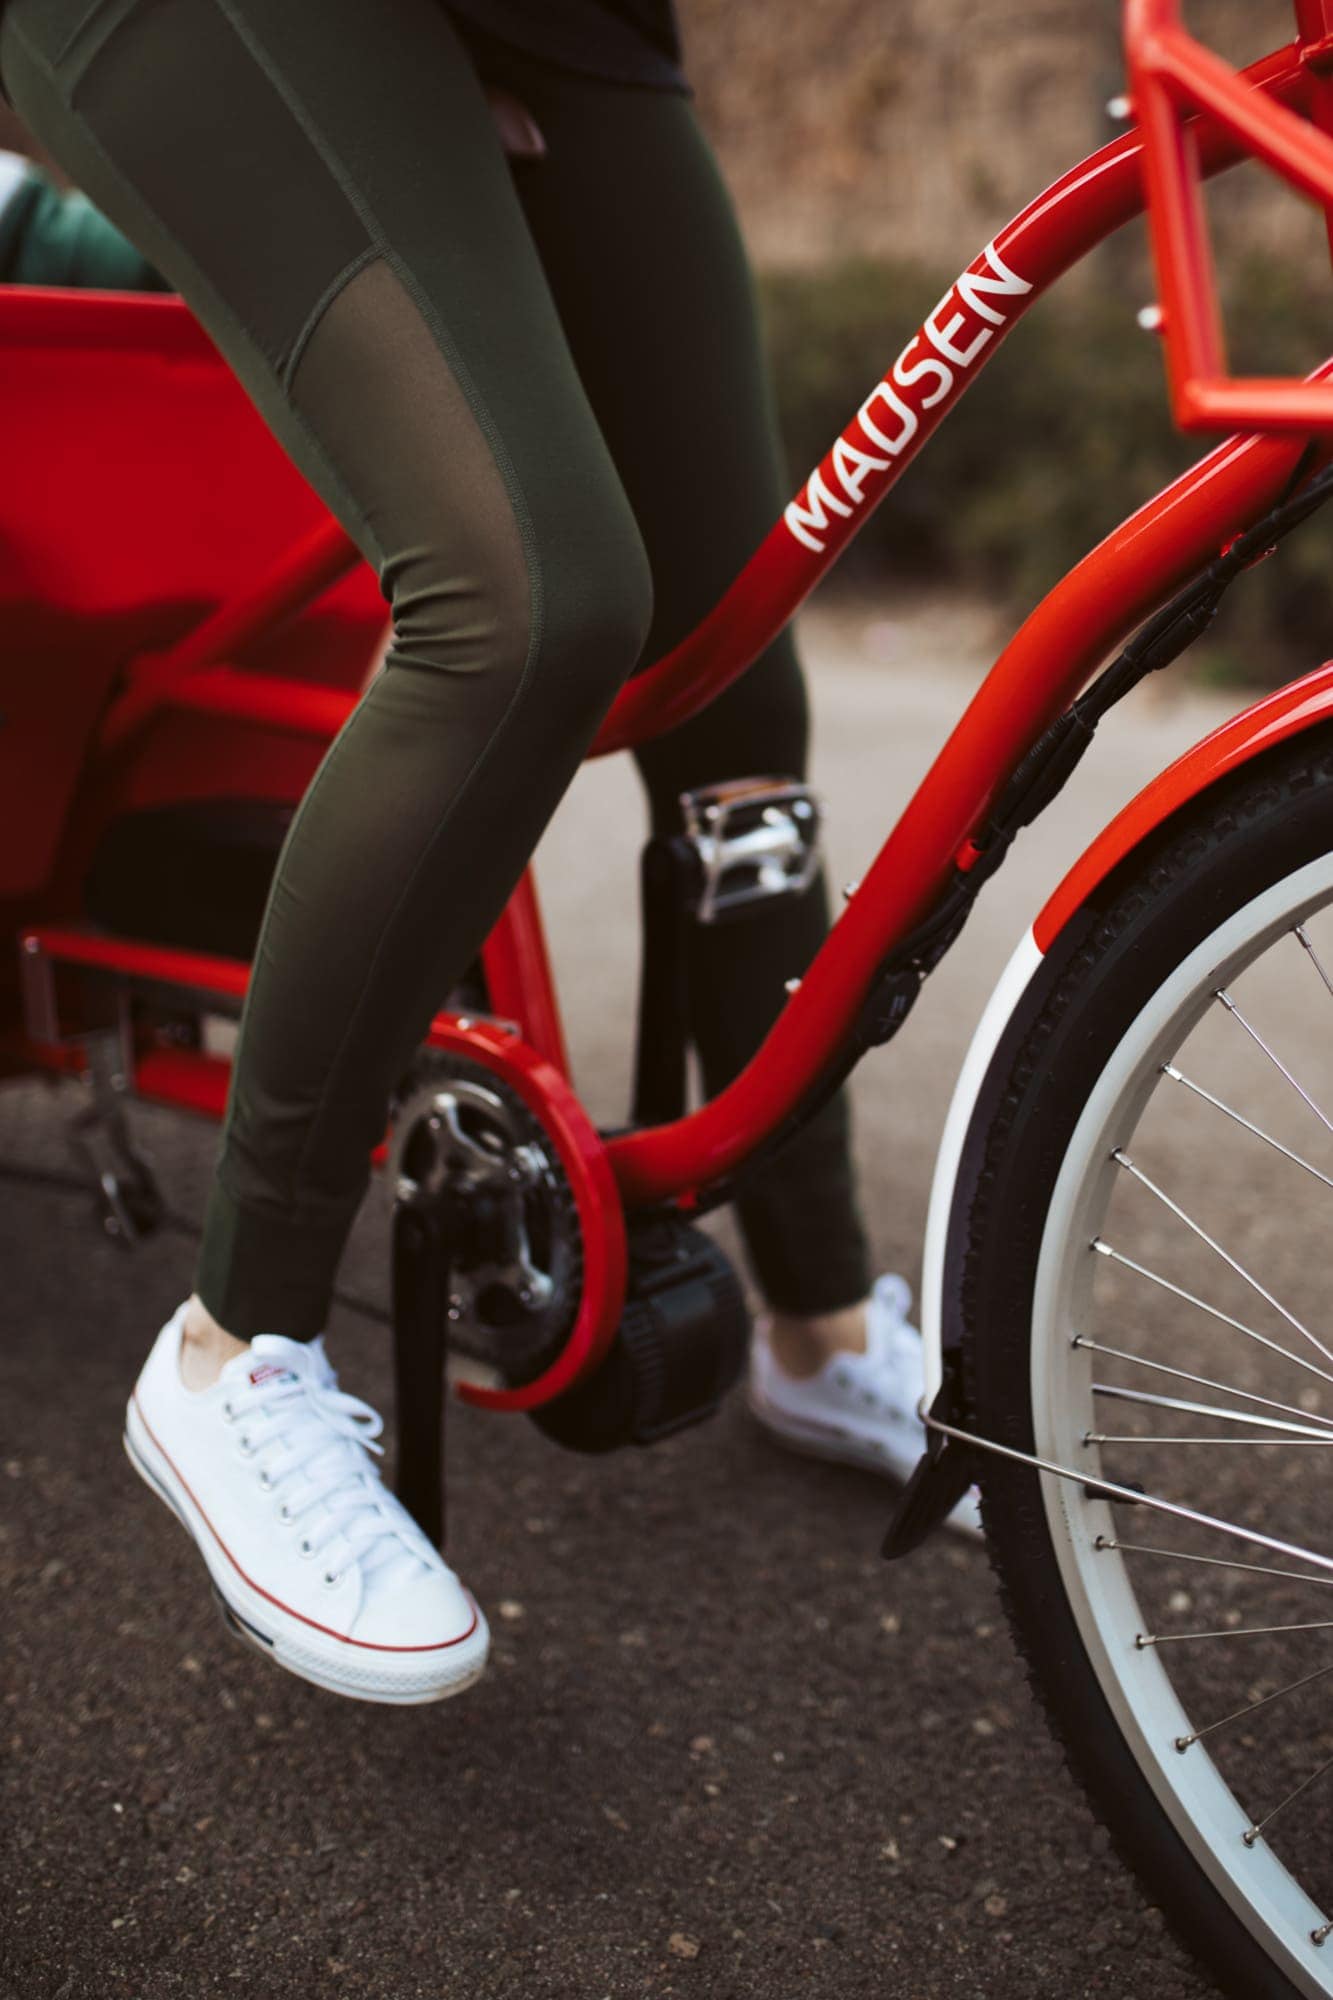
top-left (1, 600), bottom-right (1248, 2000)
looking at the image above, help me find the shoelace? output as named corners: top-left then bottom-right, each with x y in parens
top-left (223, 1362), bottom-right (431, 1586)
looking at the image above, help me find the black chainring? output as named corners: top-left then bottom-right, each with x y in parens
top-left (387, 1051), bottom-right (584, 1386)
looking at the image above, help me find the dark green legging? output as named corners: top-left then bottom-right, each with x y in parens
top-left (0, 0), bottom-right (871, 1336)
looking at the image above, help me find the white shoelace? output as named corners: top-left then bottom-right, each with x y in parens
top-left (222, 1346), bottom-right (431, 1588)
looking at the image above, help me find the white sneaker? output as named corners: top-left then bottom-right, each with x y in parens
top-left (124, 1303), bottom-right (490, 1704)
top-left (748, 1273), bottom-right (982, 1539)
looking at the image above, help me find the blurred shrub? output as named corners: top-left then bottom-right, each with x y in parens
top-left (758, 251), bottom-right (1332, 687)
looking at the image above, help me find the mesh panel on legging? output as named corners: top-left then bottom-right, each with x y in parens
top-left (198, 252), bottom-right (654, 1337)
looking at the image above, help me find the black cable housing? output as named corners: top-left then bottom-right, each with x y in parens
top-left (692, 456), bottom-right (1333, 1217)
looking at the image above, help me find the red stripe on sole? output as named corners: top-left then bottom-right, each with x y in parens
top-left (130, 1391), bottom-right (479, 1655)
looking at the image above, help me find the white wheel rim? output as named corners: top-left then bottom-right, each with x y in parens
top-left (1031, 849), bottom-right (1333, 1996)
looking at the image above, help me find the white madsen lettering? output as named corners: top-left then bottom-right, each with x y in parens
top-left (784, 240), bottom-right (1032, 553)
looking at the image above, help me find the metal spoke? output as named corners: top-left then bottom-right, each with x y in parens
top-left (1160, 1063), bottom-right (1333, 1192)
top-left (1088, 1434), bottom-right (1333, 1446)
top-left (1295, 923), bottom-right (1333, 1001)
top-left (1111, 1153), bottom-right (1333, 1372)
top-left (1213, 987), bottom-right (1333, 1140)
top-left (1174, 1659), bottom-right (1333, 1752)
top-left (1090, 1382), bottom-right (1333, 1440)
top-left (1139, 1619), bottom-right (1333, 1646)
top-left (997, 904), bottom-right (1333, 1951)
top-left (1091, 1242), bottom-right (1333, 1391)
top-left (923, 1404), bottom-right (1333, 1576)
top-left (1244, 1752), bottom-right (1333, 1847)
top-left (1075, 1337), bottom-right (1333, 1432)
top-left (1097, 1537), bottom-right (1333, 1593)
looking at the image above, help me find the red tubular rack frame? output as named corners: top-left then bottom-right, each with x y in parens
top-left (1126, 0), bottom-right (1333, 430)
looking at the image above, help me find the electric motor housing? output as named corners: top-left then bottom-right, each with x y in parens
top-left (531, 1210), bottom-right (749, 1454)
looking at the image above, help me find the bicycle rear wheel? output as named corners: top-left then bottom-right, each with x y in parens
top-left (958, 726), bottom-right (1333, 1998)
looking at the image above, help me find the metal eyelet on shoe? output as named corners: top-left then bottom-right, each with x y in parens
top-left (257, 1470), bottom-right (274, 1492)
top-left (278, 1503), bottom-right (294, 1523)
top-left (298, 1538), bottom-right (315, 1558)
top-left (322, 1570), bottom-right (342, 1588)
top-left (221, 1401), bottom-right (236, 1423)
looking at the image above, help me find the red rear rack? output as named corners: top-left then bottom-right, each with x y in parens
top-left (1126, 0), bottom-right (1333, 430)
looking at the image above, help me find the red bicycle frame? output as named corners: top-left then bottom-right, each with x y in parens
top-left (598, 25), bottom-right (1333, 1207)
top-left (11, 7), bottom-right (1333, 1412)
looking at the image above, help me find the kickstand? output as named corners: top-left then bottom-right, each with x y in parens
top-left (67, 1029), bottom-right (164, 1246)
top-left (390, 1183), bottom-right (453, 1550)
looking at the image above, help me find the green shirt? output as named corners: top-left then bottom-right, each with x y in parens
top-left (0, 153), bottom-right (166, 289)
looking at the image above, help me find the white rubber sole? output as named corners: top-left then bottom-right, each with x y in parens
top-left (124, 1398), bottom-right (490, 1705)
top-left (748, 1378), bottom-right (917, 1474)
top-left (747, 1381), bottom-right (983, 1540)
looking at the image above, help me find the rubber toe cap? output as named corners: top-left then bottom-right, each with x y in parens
top-left (348, 1563), bottom-right (480, 1652)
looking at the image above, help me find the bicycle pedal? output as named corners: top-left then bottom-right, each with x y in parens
top-left (678, 776), bottom-right (822, 923)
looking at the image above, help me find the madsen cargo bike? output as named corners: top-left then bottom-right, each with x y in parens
top-left (10, 2), bottom-right (1333, 1990)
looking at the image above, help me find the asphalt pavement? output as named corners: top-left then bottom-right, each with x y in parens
top-left (2, 601), bottom-right (1245, 2000)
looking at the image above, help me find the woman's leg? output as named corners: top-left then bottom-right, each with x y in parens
top-left (0, 0), bottom-right (662, 1697)
top-left (461, 30), bottom-right (873, 1322)
top-left (456, 43), bottom-right (982, 1531)
top-left (0, 0), bottom-right (653, 1348)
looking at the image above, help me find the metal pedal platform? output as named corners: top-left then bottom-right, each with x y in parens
top-left (678, 776), bottom-right (822, 922)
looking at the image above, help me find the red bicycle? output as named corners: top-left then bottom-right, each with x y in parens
top-left (8, 3), bottom-right (1333, 1990)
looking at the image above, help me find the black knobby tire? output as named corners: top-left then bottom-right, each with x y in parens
top-left (955, 725), bottom-right (1333, 2000)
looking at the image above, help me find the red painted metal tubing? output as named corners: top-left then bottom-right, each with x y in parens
top-left (134, 1046), bottom-right (233, 1119)
top-left (19, 926), bottom-right (251, 1004)
top-left (587, 43), bottom-right (1308, 762)
top-left (605, 418), bottom-right (1328, 1208)
top-left (155, 666), bottom-right (357, 739)
top-left (98, 519), bottom-right (362, 754)
top-left (1126, 0), bottom-right (1333, 432)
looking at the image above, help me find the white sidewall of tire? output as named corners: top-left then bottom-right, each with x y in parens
top-left (922, 925), bottom-right (1044, 1403)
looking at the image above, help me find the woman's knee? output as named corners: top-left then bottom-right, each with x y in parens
top-left (535, 491), bottom-right (655, 702)
top-left (289, 253), bottom-right (653, 697)
top-left (384, 508), bottom-right (652, 725)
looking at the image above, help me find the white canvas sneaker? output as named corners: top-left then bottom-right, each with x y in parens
top-left (748, 1273), bottom-right (982, 1539)
top-left (124, 1303), bottom-right (490, 1704)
